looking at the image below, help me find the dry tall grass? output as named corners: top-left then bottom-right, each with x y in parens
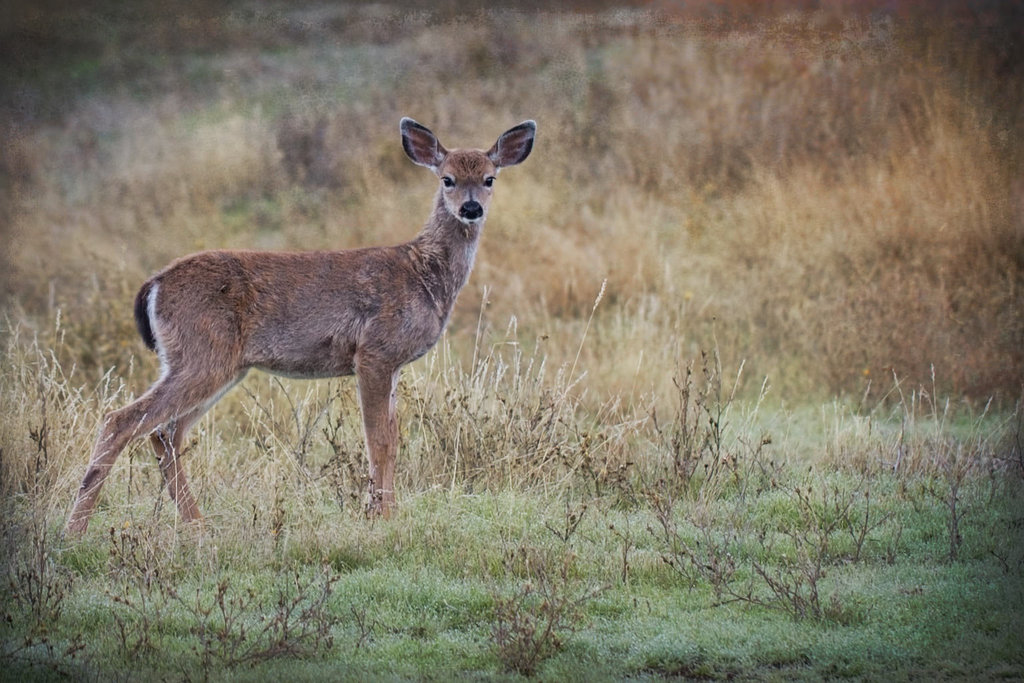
top-left (2, 1), bottom-right (1021, 407)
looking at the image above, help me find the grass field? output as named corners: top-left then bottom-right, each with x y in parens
top-left (2, 1), bottom-right (1023, 680)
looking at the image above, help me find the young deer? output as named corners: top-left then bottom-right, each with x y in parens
top-left (65, 117), bottom-right (536, 535)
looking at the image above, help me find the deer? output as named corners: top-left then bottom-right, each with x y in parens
top-left (65, 117), bottom-right (536, 536)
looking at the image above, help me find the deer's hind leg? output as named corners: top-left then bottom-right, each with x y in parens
top-left (66, 387), bottom-right (176, 535)
top-left (150, 412), bottom-right (204, 524)
top-left (148, 370), bottom-right (246, 525)
top-left (66, 369), bottom-right (243, 536)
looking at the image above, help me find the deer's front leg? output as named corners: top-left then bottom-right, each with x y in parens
top-left (356, 363), bottom-right (399, 518)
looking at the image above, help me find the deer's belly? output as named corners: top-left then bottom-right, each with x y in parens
top-left (248, 334), bottom-right (357, 379)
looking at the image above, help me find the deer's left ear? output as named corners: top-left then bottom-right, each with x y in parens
top-left (488, 120), bottom-right (536, 168)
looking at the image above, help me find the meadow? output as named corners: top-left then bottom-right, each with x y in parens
top-left (2, 1), bottom-right (1023, 679)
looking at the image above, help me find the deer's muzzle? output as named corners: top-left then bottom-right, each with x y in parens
top-left (459, 201), bottom-right (483, 221)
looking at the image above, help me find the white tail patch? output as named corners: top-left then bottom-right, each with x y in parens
top-left (147, 282), bottom-right (171, 384)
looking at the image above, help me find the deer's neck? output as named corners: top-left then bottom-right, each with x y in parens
top-left (409, 190), bottom-right (482, 319)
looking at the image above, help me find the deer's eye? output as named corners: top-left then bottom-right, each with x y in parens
top-left (442, 177), bottom-right (455, 188)
top-left (484, 176), bottom-right (495, 188)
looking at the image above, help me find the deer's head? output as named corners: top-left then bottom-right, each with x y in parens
top-left (401, 118), bottom-right (536, 228)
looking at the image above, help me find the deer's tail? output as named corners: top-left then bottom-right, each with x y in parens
top-left (134, 279), bottom-right (158, 352)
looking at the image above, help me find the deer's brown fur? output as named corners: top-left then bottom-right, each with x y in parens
top-left (66, 118), bottom-right (536, 535)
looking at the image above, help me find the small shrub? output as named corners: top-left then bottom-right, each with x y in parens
top-left (490, 550), bottom-right (604, 676)
top-left (170, 567), bottom-right (340, 670)
top-left (6, 523), bottom-right (75, 636)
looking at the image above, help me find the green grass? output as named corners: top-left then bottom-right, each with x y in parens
top-left (2, 310), bottom-right (1022, 679)
top-left (4, 483), bottom-right (1022, 681)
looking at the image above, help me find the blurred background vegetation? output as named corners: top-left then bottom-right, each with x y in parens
top-left (2, 0), bottom-right (1022, 404)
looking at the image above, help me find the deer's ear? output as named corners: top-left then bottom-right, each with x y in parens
top-left (488, 120), bottom-right (536, 168)
top-left (401, 118), bottom-right (447, 171)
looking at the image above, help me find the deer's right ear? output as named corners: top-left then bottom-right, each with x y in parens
top-left (401, 118), bottom-right (447, 171)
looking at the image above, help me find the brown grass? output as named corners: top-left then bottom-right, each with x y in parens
top-left (1, 1), bottom-right (1021, 405)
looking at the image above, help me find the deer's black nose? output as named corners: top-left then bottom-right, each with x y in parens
top-left (459, 201), bottom-right (483, 220)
